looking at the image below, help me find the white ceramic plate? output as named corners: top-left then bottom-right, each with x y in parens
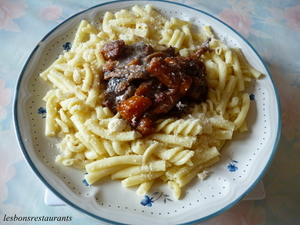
top-left (14, 1), bottom-right (281, 224)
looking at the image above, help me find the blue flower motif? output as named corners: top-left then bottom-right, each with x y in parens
top-left (249, 93), bottom-right (255, 100)
top-left (140, 192), bottom-right (173, 207)
top-left (141, 195), bottom-right (154, 207)
top-left (37, 107), bottom-right (46, 118)
top-left (82, 179), bottom-right (90, 186)
top-left (63, 42), bottom-right (71, 51)
top-left (227, 160), bottom-right (238, 172)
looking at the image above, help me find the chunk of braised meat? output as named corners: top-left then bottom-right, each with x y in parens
top-left (116, 94), bottom-right (157, 136)
top-left (102, 42), bottom-right (154, 81)
top-left (147, 57), bottom-right (192, 96)
top-left (164, 56), bottom-right (208, 102)
top-left (135, 78), bottom-right (165, 98)
top-left (145, 52), bottom-right (171, 63)
top-left (192, 38), bottom-right (212, 58)
top-left (135, 78), bottom-right (180, 114)
top-left (116, 95), bottom-right (152, 127)
top-left (102, 60), bottom-right (117, 72)
top-left (150, 89), bottom-right (181, 114)
top-left (102, 78), bottom-right (135, 113)
top-left (120, 42), bottom-right (154, 66)
top-left (186, 75), bottom-right (208, 103)
top-left (162, 46), bottom-right (176, 56)
top-left (101, 40), bottom-right (125, 60)
top-left (165, 56), bottom-right (205, 77)
top-left (135, 116), bottom-right (156, 136)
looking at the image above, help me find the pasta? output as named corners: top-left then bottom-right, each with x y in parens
top-left (40, 5), bottom-right (261, 200)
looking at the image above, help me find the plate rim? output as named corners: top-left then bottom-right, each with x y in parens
top-left (13, 0), bottom-right (282, 224)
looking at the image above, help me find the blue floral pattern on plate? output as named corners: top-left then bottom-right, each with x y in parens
top-left (62, 42), bottom-right (72, 51)
top-left (141, 192), bottom-right (173, 207)
top-left (227, 160), bottom-right (238, 172)
top-left (37, 107), bottom-right (47, 118)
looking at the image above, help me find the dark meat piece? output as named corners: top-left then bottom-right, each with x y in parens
top-left (101, 40), bottom-right (125, 60)
top-left (186, 75), bottom-right (208, 103)
top-left (135, 78), bottom-right (165, 98)
top-left (102, 60), bottom-right (117, 72)
top-left (192, 38), bottom-right (212, 58)
top-left (103, 78), bottom-right (135, 113)
top-left (162, 46), bottom-right (176, 56)
top-left (164, 56), bottom-right (208, 103)
top-left (135, 78), bottom-right (180, 114)
top-left (117, 95), bottom-right (152, 126)
top-left (145, 52), bottom-right (171, 63)
top-left (150, 89), bottom-right (181, 114)
top-left (136, 116), bottom-right (156, 136)
top-left (119, 42), bottom-right (154, 66)
top-left (107, 42), bottom-right (154, 69)
top-left (164, 56), bottom-right (205, 77)
top-left (127, 65), bottom-right (150, 82)
top-left (102, 42), bottom-right (154, 81)
top-left (147, 57), bottom-right (192, 96)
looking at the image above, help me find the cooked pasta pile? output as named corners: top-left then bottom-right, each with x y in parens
top-left (40, 5), bottom-right (261, 199)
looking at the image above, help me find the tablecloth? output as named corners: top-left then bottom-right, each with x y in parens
top-left (0, 0), bottom-right (299, 224)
